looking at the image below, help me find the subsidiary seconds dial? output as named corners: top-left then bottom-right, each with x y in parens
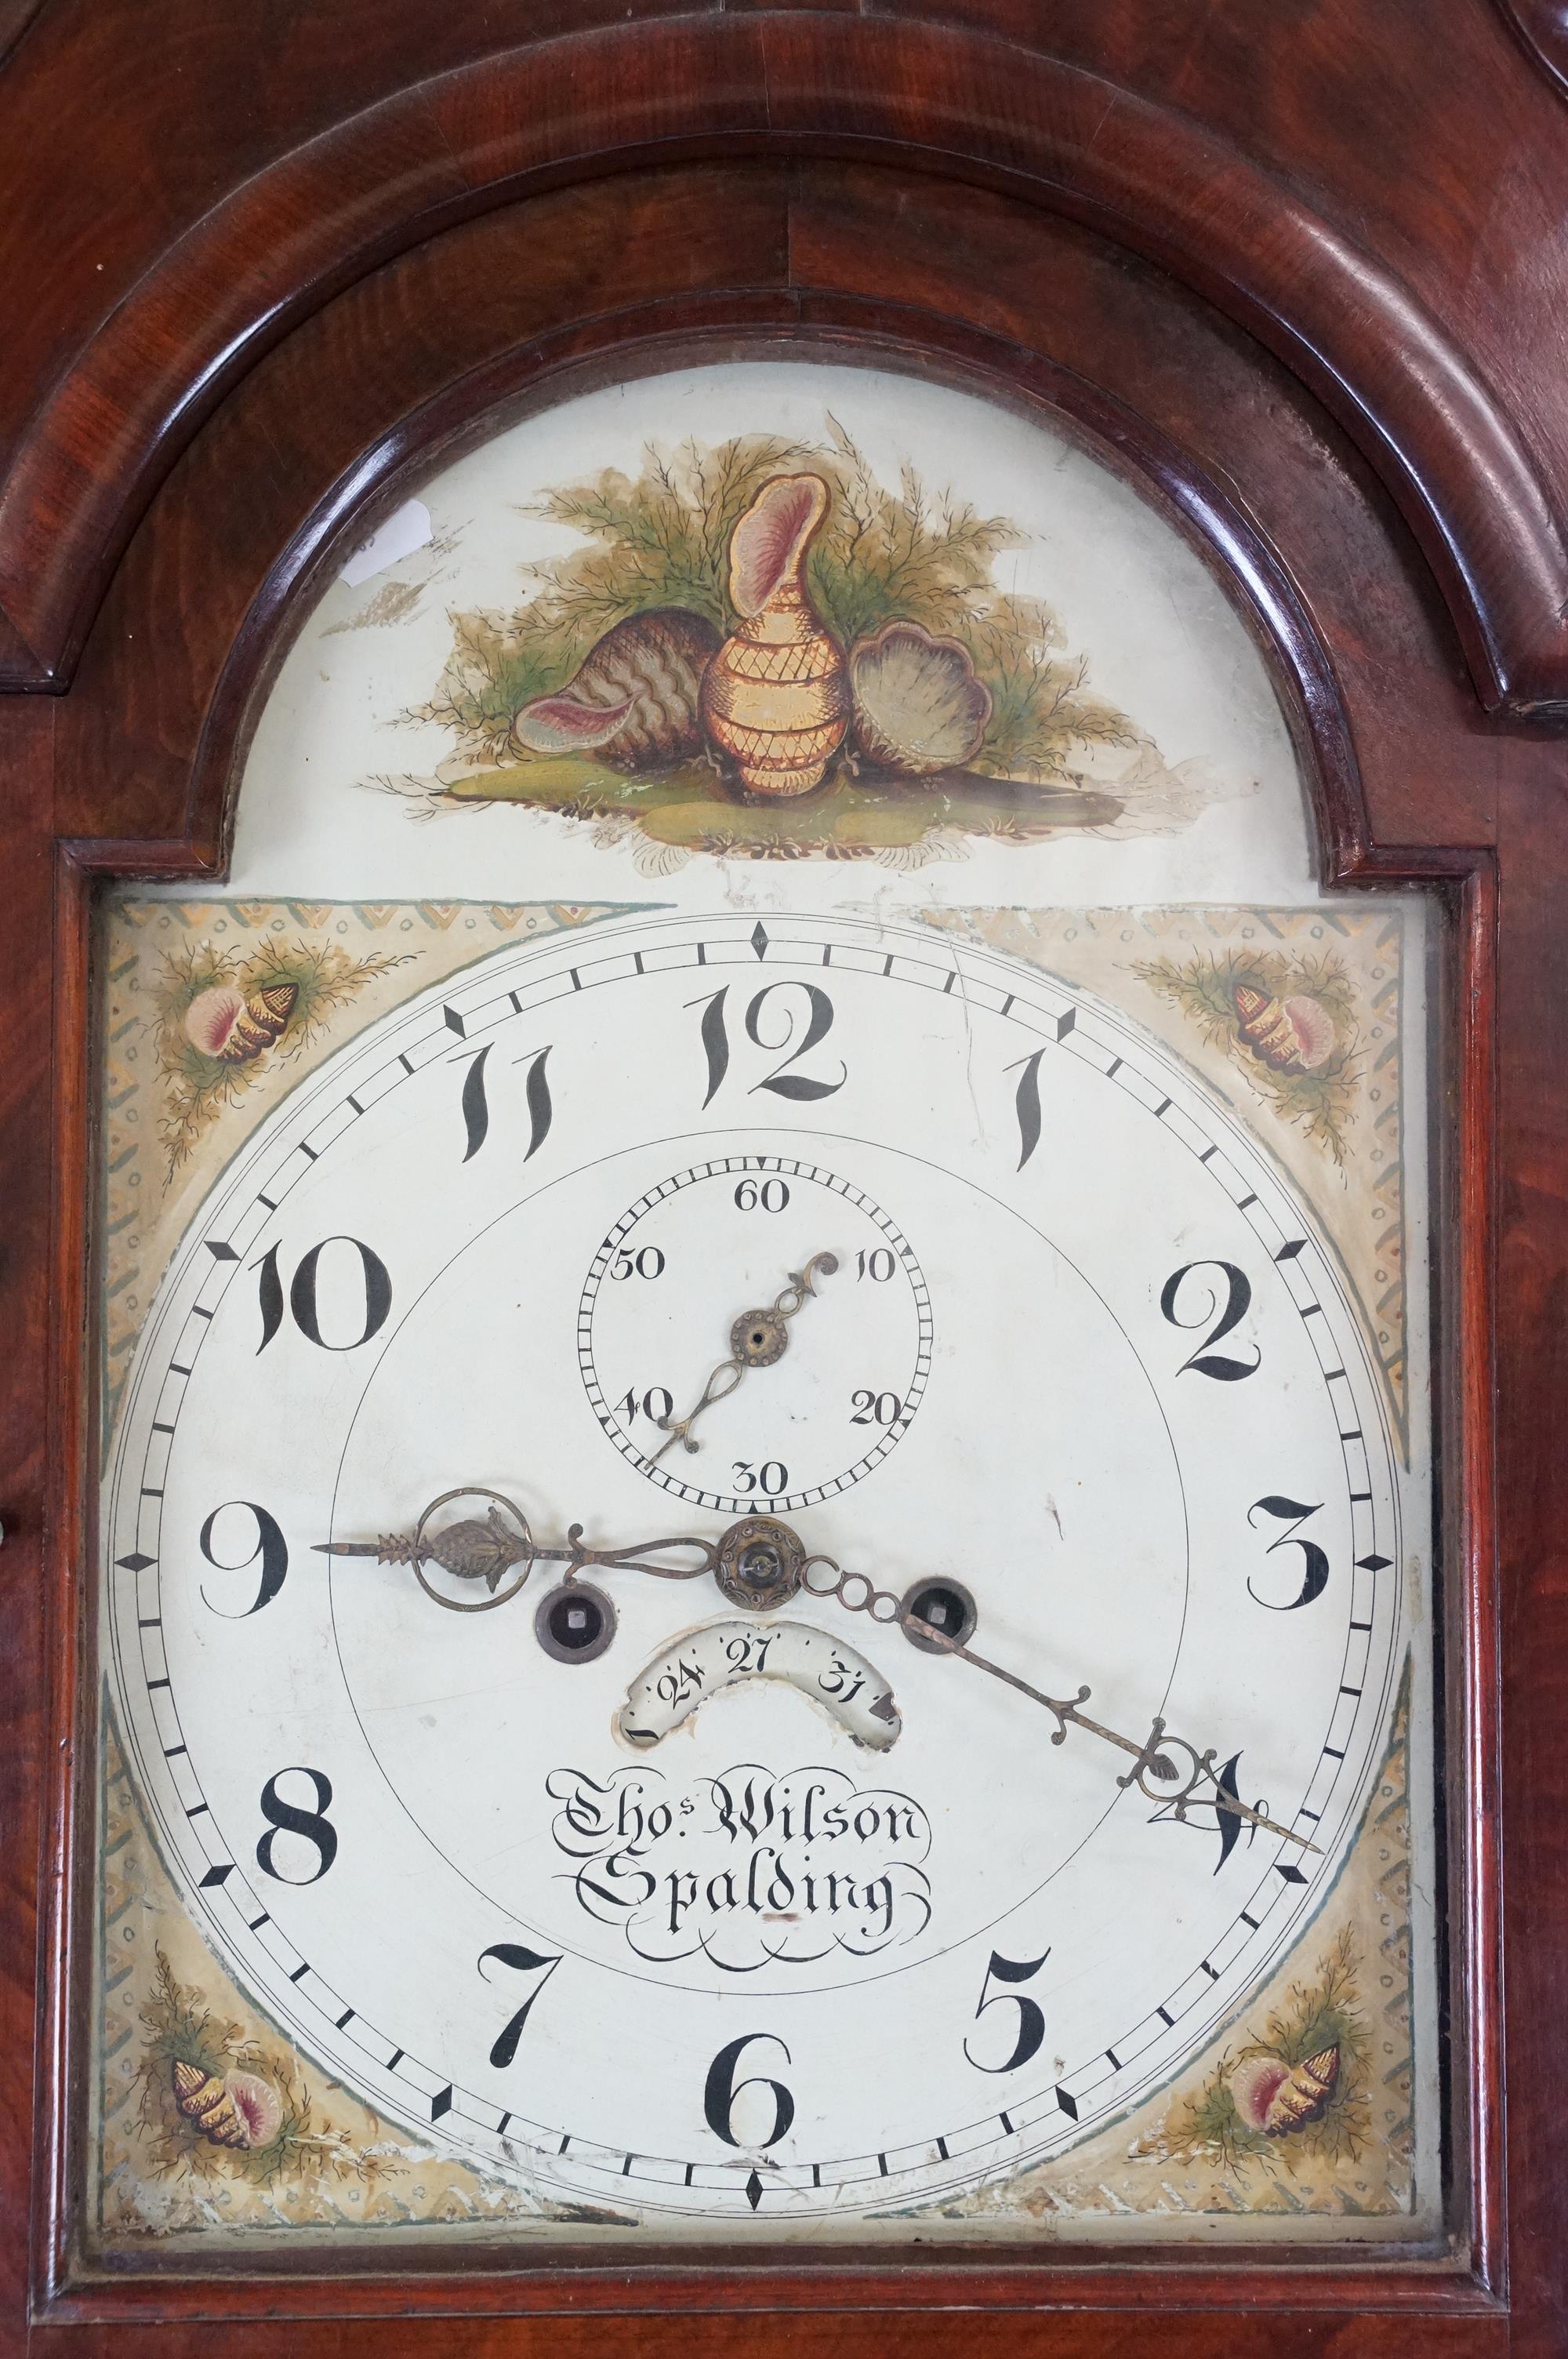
top-left (579, 1155), bottom-right (931, 1513)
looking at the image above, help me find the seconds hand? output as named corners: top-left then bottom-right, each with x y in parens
top-left (647, 1251), bottom-right (839, 1465)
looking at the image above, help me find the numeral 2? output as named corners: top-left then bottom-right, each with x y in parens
top-left (1160, 1259), bottom-right (1260, 1381)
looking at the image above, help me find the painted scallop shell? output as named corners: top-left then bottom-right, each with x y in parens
top-left (1232, 982), bottom-right (1336, 1073)
top-left (1229, 2044), bottom-right (1340, 2134)
top-left (183, 980), bottom-right (298, 1064)
top-left (848, 620), bottom-right (993, 776)
top-left (510, 607), bottom-right (720, 770)
top-left (699, 473), bottom-right (851, 798)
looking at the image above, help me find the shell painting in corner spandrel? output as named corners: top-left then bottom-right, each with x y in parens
top-left (151, 936), bottom-right (415, 1178)
top-left (372, 420), bottom-right (1220, 861)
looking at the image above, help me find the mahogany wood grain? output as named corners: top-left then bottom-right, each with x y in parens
top-left (0, 703), bottom-right (53, 2347)
top-left (0, 13), bottom-right (1563, 717)
top-left (1492, 0), bottom-right (1568, 98)
top-left (16, 2314), bottom-right (1513, 2359)
top-left (53, 164), bottom-right (1494, 872)
top-left (0, 2), bottom-right (1561, 2351)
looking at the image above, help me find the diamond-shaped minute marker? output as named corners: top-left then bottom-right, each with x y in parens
top-left (745, 2169), bottom-right (764, 2211)
top-left (750, 922), bottom-right (769, 960)
top-left (116, 1553), bottom-right (155, 1573)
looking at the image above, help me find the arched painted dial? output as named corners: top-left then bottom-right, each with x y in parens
top-left (104, 909), bottom-right (1402, 2220)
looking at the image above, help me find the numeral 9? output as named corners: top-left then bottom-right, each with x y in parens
top-left (200, 1500), bottom-right (288, 1618)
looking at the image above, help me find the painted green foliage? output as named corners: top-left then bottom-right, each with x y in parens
top-left (383, 423), bottom-right (1208, 856)
top-left (152, 936), bottom-right (413, 1176)
top-left (1163, 1928), bottom-right (1373, 2176)
top-left (136, 1948), bottom-right (400, 2195)
top-left (1134, 947), bottom-right (1360, 1161)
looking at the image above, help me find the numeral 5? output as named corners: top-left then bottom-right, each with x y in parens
top-left (964, 1948), bottom-right (1050, 2073)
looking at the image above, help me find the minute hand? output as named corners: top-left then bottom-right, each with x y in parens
top-left (802, 1556), bottom-right (1319, 1856)
top-left (925, 1627), bottom-right (1316, 1853)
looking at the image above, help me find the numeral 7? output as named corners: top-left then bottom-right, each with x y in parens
top-left (477, 1941), bottom-right (562, 2068)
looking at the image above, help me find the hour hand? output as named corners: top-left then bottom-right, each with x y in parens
top-left (314, 1484), bottom-right (720, 1613)
top-left (648, 1250), bottom-right (838, 1464)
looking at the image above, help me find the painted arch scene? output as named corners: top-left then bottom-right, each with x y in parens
top-left (364, 414), bottom-right (1226, 863)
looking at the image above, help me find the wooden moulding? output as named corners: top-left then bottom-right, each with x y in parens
top-left (17, 172), bottom-right (1506, 2340)
top-left (1494, 0), bottom-right (1568, 100)
top-left (0, 13), bottom-right (1566, 722)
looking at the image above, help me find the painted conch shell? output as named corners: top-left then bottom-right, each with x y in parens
top-left (848, 620), bottom-right (993, 776)
top-left (510, 607), bottom-right (719, 770)
top-left (699, 473), bottom-right (851, 798)
top-left (1229, 2044), bottom-right (1341, 2135)
top-left (172, 2059), bottom-right (283, 2149)
top-left (1232, 982), bottom-right (1336, 1074)
top-left (183, 981), bottom-right (298, 1063)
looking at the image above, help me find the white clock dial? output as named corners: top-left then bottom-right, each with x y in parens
top-left (106, 909), bottom-right (1403, 2222)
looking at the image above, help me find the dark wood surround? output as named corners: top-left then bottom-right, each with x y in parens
top-left (1, 5), bottom-right (1562, 2350)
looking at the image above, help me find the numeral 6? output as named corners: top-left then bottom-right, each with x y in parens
top-left (703, 2033), bottom-right (795, 2147)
